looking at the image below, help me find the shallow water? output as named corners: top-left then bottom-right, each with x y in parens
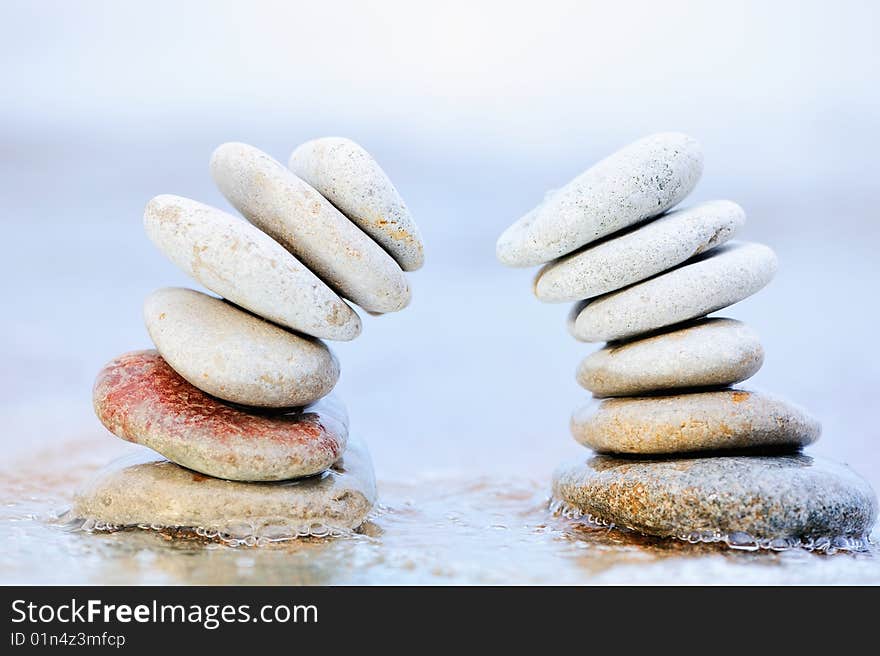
top-left (2, 434), bottom-right (878, 585)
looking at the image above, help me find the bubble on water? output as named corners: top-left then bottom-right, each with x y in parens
top-left (549, 496), bottom-right (874, 554)
top-left (58, 509), bottom-right (362, 547)
top-left (725, 532), bottom-right (760, 551)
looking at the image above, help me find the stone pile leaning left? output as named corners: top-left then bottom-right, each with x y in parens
top-left (74, 138), bottom-right (424, 542)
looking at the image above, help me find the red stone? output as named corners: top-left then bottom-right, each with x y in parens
top-left (93, 350), bottom-right (348, 481)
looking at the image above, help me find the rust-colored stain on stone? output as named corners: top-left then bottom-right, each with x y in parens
top-left (93, 350), bottom-right (344, 452)
top-left (731, 391), bottom-right (750, 403)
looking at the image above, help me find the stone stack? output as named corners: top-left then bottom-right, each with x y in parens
top-left (497, 133), bottom-right (876, 551)
top-left (75, 138), bottom-right (424, 544)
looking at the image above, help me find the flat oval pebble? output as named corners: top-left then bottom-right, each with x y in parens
top-left (71, 437), bottom-right (376, 541)
top-left (535, 200), bottom-right (744, 302)
top-left (144, 194), bottom-right (360, 341)
top-left (552, 454), bottom-right (877, 547)
top-left (496, 132), bottom-right (703, 267)
top-left (289, 137), bottom-right (425, 271)
top-left (211, 142), bottom-right (410, 313)
top-left (93, 351), bottom-right (348, 482)
top-left (571, 389), bottom-right (820, 454)
top-left (144, 287), bottom-right (340, 408)
top-left (577, 318), bottom-right (763, 396)
top-left (569, 241), bottom-right (777, 342)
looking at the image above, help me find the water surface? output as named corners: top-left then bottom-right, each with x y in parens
top-left (3, 434), bottom-right (877, 585)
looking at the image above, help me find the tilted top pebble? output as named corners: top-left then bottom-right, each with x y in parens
top-left (211, 142), bottom-right (410, 314)
top-left (569, 241), bottom-right (777, 342)
top-left (144, 287), bottom-right (340, 408)
top-left (289, 137), bottom-right (425, 272)
top-left (570, 389), bottom-right (820, 454)
top-left (535, 200), bottom-right (744, 302)
top-left (577, 318), bottom-right (764, 397)
top-left (144, 194), bottom-right (361, 341)
top-left (496, 132), bottom-right (704, 267)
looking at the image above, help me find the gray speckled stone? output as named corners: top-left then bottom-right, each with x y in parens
top-left (289, 137), bottom-right (425, 272)
top-left (535, 200), bottom-right (744, 302)
top-left (552, 454), bottom-right (877, 544)
top-left (144, 288), bottom-right (339, 408)
top-left (571, 389), bottom-right (820, 454)
top-left (569, 241), bottom-right (777, 342)
top-left (71, 437), bottom-right (376, 540)
top-left (211, 142), bottom-right (410, 314)
top-left (496, 132), bottom-right (703, 267)
top-left (144, 194), bottom-right (361, 341)
top-left (577, 318), bottom-right (763, 397)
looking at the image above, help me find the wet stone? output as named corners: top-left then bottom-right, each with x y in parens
top-left (70, 437), bottom-right (377, 542)
top-left (552, 453), bottom-right (878, 548)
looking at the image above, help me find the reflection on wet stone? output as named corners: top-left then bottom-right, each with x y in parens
top-left (68, 439), bottom-right (377, 545)
top-left (553, 454), bottom-right (877, 551)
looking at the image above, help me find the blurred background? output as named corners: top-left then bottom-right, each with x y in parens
top-left (1, 0), bottom-right (878, 493)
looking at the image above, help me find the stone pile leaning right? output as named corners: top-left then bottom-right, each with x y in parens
top-left (75, 138), bottom-right (423, 544)
top-left (497, 132), bottom-right (877, 551)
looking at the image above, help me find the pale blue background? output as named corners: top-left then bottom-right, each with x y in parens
top-left (1, 1), bottom-right (878, 491)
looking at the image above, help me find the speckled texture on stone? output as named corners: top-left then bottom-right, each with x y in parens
top-left (496, 132), bottom-right (704, 267)
top-left (144, 288), bottom-right (339, 408)
top-left (535, 200), bottom-right (744, 302)
top-left (577, 318), bottom-right (763, 397)
top-left (569, 241), bottom-right (777, 342)
top-left (72, 437), bottom-right (376, 538)
top-left (571, 389), bottom-right (820, 454)
top-left (210, 142), bottom-right (410, 314)
top-left (552, 454), bottom-right (877, 542)
top-left (93, 351), bottom-right (348, 482)
top-left (289, 137), bottom-right (425, 272)
top-left (143, 194), bottom-right (360, 341)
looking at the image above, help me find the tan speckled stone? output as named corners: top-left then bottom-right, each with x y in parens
top-left (144, 288), bottom-right (339, 407)
top-left (497, 132), bottom-right (703, 267)
top-left (535, 200), bottom-right (744, 302)
top-left (569, 241), bottom-right (777, 342)
top-left (143, 194), bottom-right (360, 341)
top-left (571, 389), bottom-right (820, 454)
top-left (72, 437), bottom-right (377, 539)
top-left (577, 318), bottom-right (763, 397)
top-left (289, 137), bottom-right (425, 271)
top-left (93, 351), bottom-right (348, 481)
top-left (211, 142), bottom-right (410, 314)
top-left (552, 454), bottom-right (877, 545)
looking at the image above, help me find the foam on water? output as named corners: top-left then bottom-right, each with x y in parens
top-left (3, 436), bottom-right (879, 584)
top-left (549, 496), bottom-right (875, 555)
top-left (58, 493), bottom-right (395, 548)
top-left (58, 513), bottom-right (361, 547)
